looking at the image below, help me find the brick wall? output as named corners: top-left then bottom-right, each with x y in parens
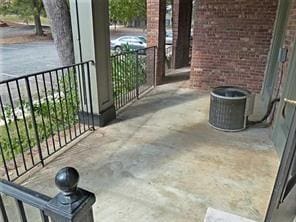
top-left (147, 0), bottom-right (166, 85)
top-left (190, 0), bottom-right (278, 93)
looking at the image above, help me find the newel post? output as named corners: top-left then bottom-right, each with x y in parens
top-left (44, 167), bottom-right (96, 222)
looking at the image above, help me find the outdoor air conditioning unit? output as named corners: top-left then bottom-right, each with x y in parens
top-left (209, 86), bottom-right (255, 131)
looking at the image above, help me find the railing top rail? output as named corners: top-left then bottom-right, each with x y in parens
top-left (0, 60), bottom-right (94, 85)
top-left (0, 168), bottom-right (96, 221)
top-left (110, 46), bottom-right (157, 58)
top-left (0, 179), bottom-right (51, 210)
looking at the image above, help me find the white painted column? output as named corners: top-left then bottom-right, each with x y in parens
top-left (69, 0), bottom-right (115, 126)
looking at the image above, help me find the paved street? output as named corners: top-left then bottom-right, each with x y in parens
top-left (0, 24), bottom-right (51, 39)
top-left (0, 41), bottom-right (60, 82)
top-left (0, 22), bottom-right (146, 82)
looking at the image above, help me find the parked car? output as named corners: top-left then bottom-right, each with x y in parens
top-left (111, 36), bottom-right (147, 53)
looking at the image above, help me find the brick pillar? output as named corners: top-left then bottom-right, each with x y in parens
top-left (147, 0), bottom-right (166, 85)
top-left (172, 0), bottom-right (192, 69)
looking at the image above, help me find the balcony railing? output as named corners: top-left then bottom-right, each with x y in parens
top-left (0, 47), bottom-right (157, 181)
top-left (0, 61), bottom-right (94, 182)
top-left (111, 46), bottom-right (156, 110)
top-left (0, 167), bottom-right (95, 221)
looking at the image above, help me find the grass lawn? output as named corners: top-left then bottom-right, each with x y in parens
top-left (0, 14), bottom-right (49, 26)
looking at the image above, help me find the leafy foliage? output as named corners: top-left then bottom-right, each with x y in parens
top-left (109, 0), bottom-right (146, 25)
top-left (0, 71), bottom-right (79, 160)
top-left (0, 0), bottom-right (44, 22)
top-left (111, 46), bottom-right (146, 100)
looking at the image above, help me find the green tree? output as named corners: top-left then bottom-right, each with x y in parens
top-left (109, 0), bottom-right (146, 28)
top-left (109, 0), bottom-right (122, 30)
top-left (0, 0), bottom-right (44, 35)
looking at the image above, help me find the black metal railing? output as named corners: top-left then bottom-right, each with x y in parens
top-left (0, 61), bottom-right (94, 181)
top-left (0, 167), bottom-right (95, 221)
top-left (111, 46), bottom-right (156, 110)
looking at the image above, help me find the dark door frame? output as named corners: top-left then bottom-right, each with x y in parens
top-left (261, 0), bottom-right (291, 107)
top-left (265, 106), bottom-right (296, 221)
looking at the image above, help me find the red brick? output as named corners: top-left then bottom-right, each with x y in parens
top-left (190, 0), bottom-right (278, 92)
top-left (147, 0), bottom-right (166, 85)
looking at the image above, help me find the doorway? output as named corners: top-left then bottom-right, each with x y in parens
top-left (265, 42), bottom-right (296, 221)
top-left (265, 105), bottom-right (296, 221)
top-left (262, 0), bottom-right (291, 108)
top-left (272, 41), bottom-right (296, 156)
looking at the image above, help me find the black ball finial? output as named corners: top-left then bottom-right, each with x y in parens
top-left (55, 167), bottom-right (79, 195)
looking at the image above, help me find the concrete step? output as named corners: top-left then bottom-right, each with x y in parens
top-left (204, 208), bottom-right (256, 222)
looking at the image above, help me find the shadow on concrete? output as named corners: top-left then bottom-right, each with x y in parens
top-left (113, 89), bottom-right (202, 122)
top-left (163, 68), bottom-right (190, 85)
top-left (20, 81), bottom-right (277, 222)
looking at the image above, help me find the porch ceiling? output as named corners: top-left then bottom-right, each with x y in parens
top-left (20, 80), bottom-right (278, 221)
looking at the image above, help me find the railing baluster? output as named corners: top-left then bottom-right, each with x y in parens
top-left (86, 62), bottom-right (95, 129)
top-left (111, 58), bottom-right (115, 108)
top-left (111, 57), bottom-right (118, 109)
top-left (120, 55), bottom-right (123, 108)
top-left (116, 55), bottom-right (119, 108)
top-left (77, 64), bottom-right (86, 132)
top-left (134, 52), bottom-right (138, 98)
top-left (0, 195), bottom-right (8, 222)
top-left (40, 210), bottom-right (49, 222)
top-left (117, 55), bottom-right (120, 108)
top-left (82, 64), bottom-right (90, 128)
top-left (25, 77), bottom-right (44, 167)
top-left (34, 76), bottom-right (50, 156)
top-left (0, 144), bottom-right (10, 181)
top-left (69, 66), bottom-right (78, 137)
top-left (42, 73), bottom-right (56, 152)
top-left (49, 71), bottom-right (62, 148)
top-left (16, 80), bottom-right (35, 165)
top-left (15, 199), bottom-right (27, 222)
top-left (136, 52), bottom-right (140, 98)
top-left (115, 57), bottom-right (119, 109)
top-left (0, 96), bottom-right (19, 176)
top-left (55, 70), bottom-right (67, 145)
top-left (6, 82), bottom-right (27, 171)
top-left (81, 62), bottom-right (88, 106)
top-left (66, 67), bottom-right (74, 139)
top-left (73, 65), bottom-right (82, 135)
top-left (133, 52), bottom-right (137, 99)
top-left (61, 68), bottom-right (71, 141)
top-left (125, 53), bottom-right (129, 103)
top-left (120, 53), bottom-right (122, 105)
top-left (154, 46), bottom-right (157, 86)
top-left (128, 53), bottom-right (132, 103)
top-left (124, 53), bottom-right (128, 105)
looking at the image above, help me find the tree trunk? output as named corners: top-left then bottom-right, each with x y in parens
top-left (33, 0), bottom-right (43, 36)
top-left (42, 0), bottom-right (74, 66)
top-left (34, 14), bottom-right (43, 36)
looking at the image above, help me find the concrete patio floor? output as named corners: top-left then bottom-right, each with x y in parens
top-left (18, 80), bottom-right (279, 222)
